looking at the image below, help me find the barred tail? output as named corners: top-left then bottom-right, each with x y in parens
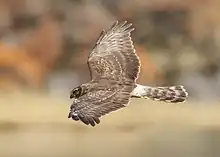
top-left (131, 84), bottom-right (188, 103)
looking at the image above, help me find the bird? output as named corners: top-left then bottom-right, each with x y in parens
top-left (68, 21), bottom-right (188, 127)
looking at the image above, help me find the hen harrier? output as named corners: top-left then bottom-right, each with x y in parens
top-left (68, 21), bottom-right (188, 126)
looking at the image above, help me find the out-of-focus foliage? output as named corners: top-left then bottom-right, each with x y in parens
top-left (1, 0), bottom-right (220, 101)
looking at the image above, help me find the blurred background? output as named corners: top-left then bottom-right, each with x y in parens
top-left (0, 0), bottom-right (220, 156)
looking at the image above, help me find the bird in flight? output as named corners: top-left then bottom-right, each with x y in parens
top-left (68, 21), bottom-right (188, 127)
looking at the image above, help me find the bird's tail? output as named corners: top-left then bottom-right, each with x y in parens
top-left (131, 84), bottom-right (188, 103)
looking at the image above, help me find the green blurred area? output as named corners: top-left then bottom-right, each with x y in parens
top-left (0, 95), bottom-right (220, 157)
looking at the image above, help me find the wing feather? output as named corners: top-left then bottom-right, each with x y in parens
top-left (88, 21), bottom-right (140, 82)
top-left (68, 85), bottom-right (133, 126)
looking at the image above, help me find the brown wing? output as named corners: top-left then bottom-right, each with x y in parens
top-left (88, 21), bottom-right (140, 82)
top-left (68, 84), bottom-right (133, 126)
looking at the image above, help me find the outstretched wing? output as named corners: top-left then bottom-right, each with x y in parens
top-left (68, 85), bottom-right (133, 126)
top-left (88, 21), bottom-right (140, 82)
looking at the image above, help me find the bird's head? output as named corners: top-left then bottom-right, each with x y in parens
top-left (70, 86), bottom-right (82, 99)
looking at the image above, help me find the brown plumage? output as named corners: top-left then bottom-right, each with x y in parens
top-left (68, 21), bottom-right (188, 127)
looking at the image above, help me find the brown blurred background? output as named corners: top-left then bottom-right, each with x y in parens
top-left (0, 0), bottom-right (220, 157)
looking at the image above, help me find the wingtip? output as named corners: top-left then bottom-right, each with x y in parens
top-left (112, 20), bottom-right (132, 27)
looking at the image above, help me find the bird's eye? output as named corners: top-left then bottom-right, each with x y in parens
top-left (70, 86), bottom-right (82, 99)
top-left (74, 89), bottom-right (79, 94)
